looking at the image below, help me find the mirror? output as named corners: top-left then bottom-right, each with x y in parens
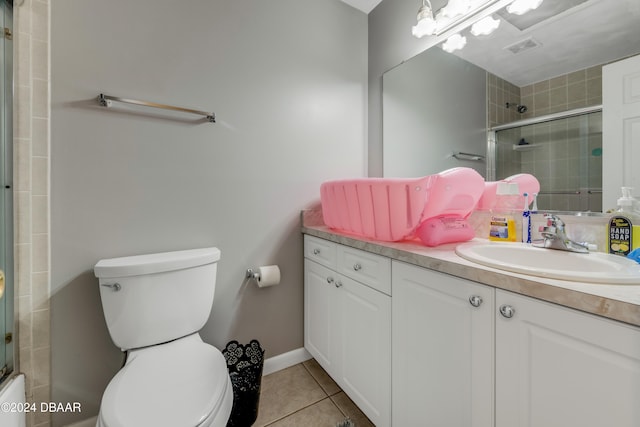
top-left (383, 0), bottom-right (640, 212)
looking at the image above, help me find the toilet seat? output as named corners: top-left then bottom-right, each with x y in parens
top-left (98, 334), bottom-right (232, 427)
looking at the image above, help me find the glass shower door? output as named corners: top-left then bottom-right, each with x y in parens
top-left (0, 0), bottom-right (13, 381)
top-left (493, 109), bottom-right (603, 212)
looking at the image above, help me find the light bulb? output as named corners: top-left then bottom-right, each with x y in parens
top-left (507, 0), bottom-right (543, 16)
top-left (470, 16), bottom-right (500, 36)
top-left (442, 33), bottom-right (467, 52)
top-left (441, 0), bottom-right (472, 18)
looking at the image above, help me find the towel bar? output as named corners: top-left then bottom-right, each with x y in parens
top-left (98, 93), bottom-right (216, 123)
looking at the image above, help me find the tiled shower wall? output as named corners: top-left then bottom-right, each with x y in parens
top-left (14, 0), bottom-right (51, 426)
top-left (489, 65), bottom-right (603, 124)
top-left (488, 66), bottom-right (603, 212)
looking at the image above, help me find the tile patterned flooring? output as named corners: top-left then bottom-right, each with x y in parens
top-left (254, 359), bottom-right (375, 427)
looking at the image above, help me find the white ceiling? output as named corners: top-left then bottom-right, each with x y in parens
top-left (339, 0), bottom-right (383, 14)
top-left (452, 0), bottom-right (640, 86)
top-left (341, 0), bottom-right (640, 86)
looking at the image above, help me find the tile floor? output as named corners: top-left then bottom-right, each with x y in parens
top-left (254, 359), bottom-right (375, 427)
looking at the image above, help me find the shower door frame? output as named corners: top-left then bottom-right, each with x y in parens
top-left (0, 0), bottom-right (13, 383)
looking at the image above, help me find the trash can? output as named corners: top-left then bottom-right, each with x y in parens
top-left (222, 339), bottom-right (265, 427)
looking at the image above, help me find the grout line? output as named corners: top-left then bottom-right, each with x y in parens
top-left (261, 362), bottom-right (347, 426)
top-left (301, 359), bottom-right (343, 397)
top-left (301, 361), bottom-right (348, 415)
top-left (263, 396), bottom-right (341, 427)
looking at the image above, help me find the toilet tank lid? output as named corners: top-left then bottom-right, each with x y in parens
top-left (94, 247), bottom-right (221, 279)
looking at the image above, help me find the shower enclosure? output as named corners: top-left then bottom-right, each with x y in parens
top-left (0, 0), bottom-right (13, 383)
top-left (487, 106), bottom-right (603, 212)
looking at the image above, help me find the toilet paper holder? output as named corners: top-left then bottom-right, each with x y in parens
top-left (245, 265), bottom-right (281, 288)
top-left (246, 268), bottom-right (260, 281)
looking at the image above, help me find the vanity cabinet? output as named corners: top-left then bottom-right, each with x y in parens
top-left (304, 235), bottom-right (391, 427)
top-left (392, 261), bottom-right (495, 427)
top-left (304, 233), bottom-right (640, 427)
top-left (495, 289), bottom-right (640, 427)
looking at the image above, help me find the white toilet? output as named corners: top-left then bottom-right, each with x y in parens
top-left (93, 247), bottom-right (233, 427)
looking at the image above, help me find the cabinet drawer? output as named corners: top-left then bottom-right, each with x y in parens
top-left (338, 245), bottom-right (391, 295)
top-left (304, 235), bottom-right (337, 269)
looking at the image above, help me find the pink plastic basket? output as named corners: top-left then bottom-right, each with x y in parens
top-left (320, 168), bottom-right (485, 241)
top-left (477, 173), bottom-right (540, 210)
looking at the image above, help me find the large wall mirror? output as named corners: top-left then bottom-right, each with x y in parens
top-left (383, 0), bottom-right (640, 213)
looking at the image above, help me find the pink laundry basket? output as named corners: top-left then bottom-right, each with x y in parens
top-left (320, 167), bottom-right (485, 242)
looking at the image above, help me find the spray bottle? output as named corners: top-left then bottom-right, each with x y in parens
top-left (608, 187), bottom-right (640, 256)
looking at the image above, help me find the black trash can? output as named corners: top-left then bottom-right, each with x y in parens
top-left (222, 339), bottom-right (265, 427)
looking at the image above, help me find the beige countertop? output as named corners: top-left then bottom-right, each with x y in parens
top-left (301, 212), bottom-right (640, 327)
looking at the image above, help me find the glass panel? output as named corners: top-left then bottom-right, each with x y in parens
top-left (0, 0), bottom-right (13, 383)
top-left (495, 111), bottom-right (602, 212)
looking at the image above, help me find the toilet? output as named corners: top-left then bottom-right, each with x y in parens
top-left (93, 247), bottom-right (233, 427)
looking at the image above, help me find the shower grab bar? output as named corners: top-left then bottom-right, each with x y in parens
top-left (452, 151), bottom-right (485, 161)
top-left (538, 189), bottom-right (602, 195)
top-left (98, 93), bottom-right (216, 123)
top-left (539, 191), bottom-right (582, 195)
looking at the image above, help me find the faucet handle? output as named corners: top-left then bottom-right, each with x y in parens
top-left (544, 213), bottom-right (565, 228)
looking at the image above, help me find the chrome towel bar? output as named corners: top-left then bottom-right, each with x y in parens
top-left (98, 93), bottom-right (216, 123)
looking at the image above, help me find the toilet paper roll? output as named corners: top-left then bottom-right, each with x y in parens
top-left (257, 265), bottom-right (281, 288)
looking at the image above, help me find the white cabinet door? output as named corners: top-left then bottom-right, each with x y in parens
top-left (603, 53), bottom-right (640, 209)
top-left (496, 289), bottom-right (640, 427)
top-left (304, 259), bottom-right (338, 372)
top-left (392, 261), bottom-right (495, 427)
top-left (335, 274), bottom-right (391, 427)
top-left (304, 253), bottom-right (391, 426)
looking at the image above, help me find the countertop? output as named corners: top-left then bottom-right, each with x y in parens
top-left (301, 211), bottom-right (640, 327)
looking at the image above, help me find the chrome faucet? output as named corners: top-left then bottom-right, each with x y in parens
top-left (533, 214), bottom-right (589, 253)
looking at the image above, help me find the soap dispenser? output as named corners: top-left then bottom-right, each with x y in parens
top-left (608, 187), bottom-right (640, 256)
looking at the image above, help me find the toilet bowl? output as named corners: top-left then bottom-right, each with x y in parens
top-left (94, 248), bottom-right (232, 427)
top-left (97, 334), bottom-right (232, 427)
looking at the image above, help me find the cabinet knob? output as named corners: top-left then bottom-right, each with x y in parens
top-left (469, 295), bottom-right (483, 308)
top-left (313, 248), bottom-right (321, 255)
top-left (327, 277), bottom-right (334, 284)
top-left (335, 280), bottom-right (343, 288)
top-left (353, 263), bottom-right (362, 271)
top-left (499, 304), bottom-right (515, 318)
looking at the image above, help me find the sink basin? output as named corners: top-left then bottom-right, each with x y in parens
top-left (455, 242), bottom-right (640, 284)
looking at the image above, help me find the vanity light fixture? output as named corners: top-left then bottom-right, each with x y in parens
top-left (412, 0), bottom-right (438, 38)
top-left (470, 15), bottom-right (501, 36)
top-left (442, 33), bottom-right (467, 52)
top-left (506, 0), bottom-right (544, 16)
top-left (412, 0), bottom-right (501, 39)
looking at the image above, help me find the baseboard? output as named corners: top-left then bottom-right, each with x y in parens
top-left (263, 347), bottom-right (312, 376)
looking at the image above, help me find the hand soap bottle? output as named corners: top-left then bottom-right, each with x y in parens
top-left (489, 182), bottom-right (518, 242)
top-left (608, 187), bottom-right (640, 256)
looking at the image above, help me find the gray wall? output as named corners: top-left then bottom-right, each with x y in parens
top-left (368, 0), bottom-right (437, 176)
top-left (383, 47), bottom-right (486, 177)
top-left (50, 1), bottom-right (367, 424)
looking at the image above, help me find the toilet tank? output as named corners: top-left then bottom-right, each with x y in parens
top-left (94, 247), bottom-right (221, 350)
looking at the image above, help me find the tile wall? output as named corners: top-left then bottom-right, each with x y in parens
top-left (14, 0), bottom-right (51, 426)
top-left (520, 66), bottom-right (603, 118)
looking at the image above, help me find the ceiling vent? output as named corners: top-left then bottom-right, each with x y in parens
top-left (504, 37), bottom-right (542, 55)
